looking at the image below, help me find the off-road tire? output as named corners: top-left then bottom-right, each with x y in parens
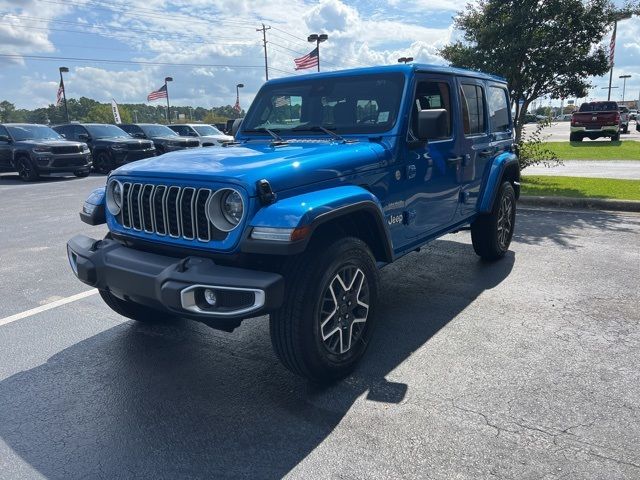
top-left (14, 155), bottom-right (39, 182)
top-left (569, 133), bottom-right (582, 142)
top-left (611, 133), bottom-right (620, 142)
top-left (270, 236), bottom-right (380, 382)
top-left (471, 181), bottom-right (516, 261)
top-left (94, 151), bottom-right (114, 174)
top-left (99, 289), bottom-right (174, 323)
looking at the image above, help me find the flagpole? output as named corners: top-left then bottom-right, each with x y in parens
top-left (607, 21), bottom-right (617, 102)
top-left (59, 66), bottom-right (69, 123)
top-left (165, 76), bottom-right (173, 123)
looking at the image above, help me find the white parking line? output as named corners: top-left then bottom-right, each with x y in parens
top-left (0, 289), bottom-right (98, 327)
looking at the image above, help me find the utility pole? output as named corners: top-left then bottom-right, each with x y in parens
top-left (164, 76), bottom-right (173, 123)
top-left (257, 24), bottom-right (271, 81)
top-left (59, 67), bottom-right (70, 123)
top-left (607, 11), bottom-right (633, 101)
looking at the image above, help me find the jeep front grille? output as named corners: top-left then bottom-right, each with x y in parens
top-left (119, 182), bottom-right (224, 242)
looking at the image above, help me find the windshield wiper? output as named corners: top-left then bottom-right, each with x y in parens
top-left (291, 125), bottom-right (350, 144)
top-left (244, 127), bottom-right (288, 146)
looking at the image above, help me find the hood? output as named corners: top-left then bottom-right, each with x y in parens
top-left (98, 138), bottom-right (154, 147)
top-left (113, 140), bottom-right (388, 195)
top-left (200, 134), bottom-right (234, 142)
top-left (19, 139), bottom-right (84, 147)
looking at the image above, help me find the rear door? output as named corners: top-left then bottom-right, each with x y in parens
top-left (456, 79), bottom-right (495, 217)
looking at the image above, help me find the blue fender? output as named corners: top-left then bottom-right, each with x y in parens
top-left (80, 187), bottom-right (106, 225)
top-left (246, 185), bottom-right (393, 260)
top-left (478, 152), bottom-right (520, 213)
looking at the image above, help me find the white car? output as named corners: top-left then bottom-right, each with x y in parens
top-left (167, 124), bottom-right (233, 147)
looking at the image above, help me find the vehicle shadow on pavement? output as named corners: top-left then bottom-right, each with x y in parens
top-left (515, 207), bottom-right (637, 249)
top-left (0, 239), bottom-right (514, 479)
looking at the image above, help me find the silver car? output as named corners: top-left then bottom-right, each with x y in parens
top-left (167, 124), bottom-right (233, 147)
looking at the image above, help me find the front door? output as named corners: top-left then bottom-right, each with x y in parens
top-left (402, 75), bottom-right (462, 238)
top-left (0, 126), bottom-right (12, 169)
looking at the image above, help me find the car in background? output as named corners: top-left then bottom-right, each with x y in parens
top-left (213, 123), bottom-right (227, 134)
top-left (0, 123), bottom-right (91, 181)
top-left (628, 109), bottom-right (638, 121)
top-left (570, 101), bottom-right (621, 142)
top-left (53, 123), bottom-right (155, 173)
top-left (619, 106), bottom-right (630, 134)
top-left (118, 123), bottom-right (200, 155)
top-left (167, 123), bottom-right (233, 146)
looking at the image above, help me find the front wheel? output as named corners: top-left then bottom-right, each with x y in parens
top-left (15, 156), bottom-right (39, 182)
top-left (93, 151), bottom-right (114, 174)
top-left (74, 170), bottom-right (91, 178)
top-left (471, 181), bottom-right (516, 261)
top-left (270, 237), bottom-right (379, 382)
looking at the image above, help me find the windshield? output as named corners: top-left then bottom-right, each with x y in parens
top-left (579, 102), bottom-right (618, 112)
top-left (140, 125), bottom-right (178, 137)
top-left (7, 125), bottom-right (62, 141)
top-left (193, 125), bottom-right (222, 136)
top-left (242, 73), bottom-right (405, 135)
top-left (84, 124), bottom-right (130, 138)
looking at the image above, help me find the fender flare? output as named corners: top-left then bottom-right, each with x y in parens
top-left (80, 187), bottom-right (106, 225)
top-left (241, 185), bottom-right (393, 260)
top-left (477, 152), bottom-right (520, 214)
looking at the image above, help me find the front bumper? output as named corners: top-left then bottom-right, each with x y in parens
top-left (67, 235), bottom-right (285, 326)
top-left (34, 152), bottom-right (92, 172)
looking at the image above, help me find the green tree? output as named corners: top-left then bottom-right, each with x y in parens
top-left (0, 101), bottom-right (16, 122)
top-left (439, 0), bottom-right (639, 143)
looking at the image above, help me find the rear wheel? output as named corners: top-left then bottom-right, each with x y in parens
top-left (15, 156), bottom-right (39, 182)
top-left (93, 151), bottom-right (114, 174)
top-left (74, 170), bottom-right (90, 178)
top-left (611, 133), bottom-right (620, 142)
top-left (471, 181), bottom-right (516, 261)
top-left (270, 237), bottom-right (379, 382)
top-left (99, 289), bottom-right (175, 323)
top-left (569, 133), bottom-right (582, 142)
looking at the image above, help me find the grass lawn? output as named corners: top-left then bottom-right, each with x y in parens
top-left (540, 141), bottom-right (640, 161)
top-left (521, 175), bottom-right (640, 201)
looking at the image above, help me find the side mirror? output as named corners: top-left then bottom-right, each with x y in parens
top-left (78, 133), bottom-right (90, 141)
top-left (231, 118), bottom-right (243, 137)
top-left (416, 109), bottom-right (449, 141)
top-left (59, 133), bottom-right (66, 138)
top-left (0, 135), bottom-right (11, 143)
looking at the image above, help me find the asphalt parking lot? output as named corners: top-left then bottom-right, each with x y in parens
top-left (1, 174), bottom-right (640, 479)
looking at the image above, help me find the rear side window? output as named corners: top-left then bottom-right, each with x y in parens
top-left (460, 84), bottom-right (485, 135)
top-left (488, 87), bottom-right (510, 132)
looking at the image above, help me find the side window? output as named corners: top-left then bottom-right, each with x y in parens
top-left (119, 125), bottom-right (135, 134)
top-left (0, 125), bottom-right (10, 138)
top-left (460, 84), bottom-right (486, 135)
top-left (412, 81), bottom-right (452, 140)
top-left (72, 125), bottom-right (86, 139)
top-left (488, 87), bottom-right (510, 132)
top-left (53, 125), bottom-right (67, 138)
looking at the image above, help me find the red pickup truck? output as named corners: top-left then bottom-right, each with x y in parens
top-left (570, 101), bottom-right (621, 142)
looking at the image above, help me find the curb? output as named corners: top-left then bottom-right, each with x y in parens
top-left (518, 195), bottom-right (640, 212)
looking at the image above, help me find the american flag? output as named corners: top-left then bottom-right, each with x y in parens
top-left (233, 96), bottom-right (241, 113)
top-left (56, 79), bottom-right (64, 107)
top-left (294, 47), bottom-right (319, 71)
top-left (147, 84), bottom-right (168, 101)
top-left (274, 96), bottom-right (290, 108)
top-left (609, 27), bottom-right (616, 67)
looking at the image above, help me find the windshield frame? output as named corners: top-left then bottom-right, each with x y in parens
top-left (7, 125), bottom-right (62, 141)
top-left (240, 72), bottom-right (407, 138)
top-left (84, 124), bottom-right (131, 139)
top-left (140, 124), bottom-right (179, 137)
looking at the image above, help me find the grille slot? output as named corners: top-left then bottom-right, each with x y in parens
top-left (119, 183), bottom-right (220, 242)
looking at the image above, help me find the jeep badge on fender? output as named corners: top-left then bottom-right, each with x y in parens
top-left (67, 64), bottom-right (520, 382)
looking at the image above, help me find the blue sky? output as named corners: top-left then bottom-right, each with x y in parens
top-left (1, 0), bottom-right (638, 110)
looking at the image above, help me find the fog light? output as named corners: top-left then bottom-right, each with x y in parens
top-left (203, 289), bottom-right (217, 306)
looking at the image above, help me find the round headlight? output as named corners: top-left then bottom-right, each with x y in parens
top-left (206, 188), bottom-right (244, 232)
top-left (106, 179), bottom-right (123, 215)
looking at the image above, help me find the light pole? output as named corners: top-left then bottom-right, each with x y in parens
top-left (607, 11), bottom-right (633, 101)
top-left (397, 57), bottom-right (414, 64)
top-left (59, 66), bottom-right (69, 123)
top-left (133, 109), bottom-right (138, 123)
top-left (164, 76), bottom-right (173, 123)
top-left (235, 83), bottom-right (244, 112)
top-left (307, 33), bottom-right (328, 72)
top-left (619, 75), bottom-right (632, 104)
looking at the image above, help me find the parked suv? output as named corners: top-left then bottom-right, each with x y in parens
top-left (618, 106), bottom-right (630, 134)
top-left (0, 123), bottom-right (91, 181)
top-left (53, 123), bottom-right (155, 173)
top-left (67, 65), bottom-right (520, 381)
top-left (167, 123), bottom-right (233, 146)
top-left (570, 101), bottom-right (621, 141)
top-left (118, 123), bottom-right (200, 155)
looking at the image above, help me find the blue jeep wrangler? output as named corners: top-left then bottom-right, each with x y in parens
top-left (67, 64), bottom-right (519, 381)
